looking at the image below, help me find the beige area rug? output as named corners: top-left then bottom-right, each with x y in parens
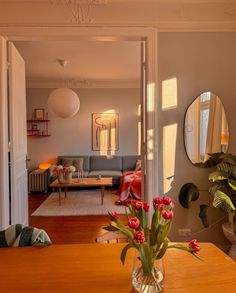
top-left (31, 189), bottom-right (126, 216)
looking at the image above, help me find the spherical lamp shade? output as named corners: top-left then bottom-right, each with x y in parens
top-left (48, 87), bottom-right (80, 118)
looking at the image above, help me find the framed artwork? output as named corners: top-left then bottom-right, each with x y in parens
top-left (34, 108), bottom-right (45, 120)
top-left (92, 113), bottom-right (119, 151)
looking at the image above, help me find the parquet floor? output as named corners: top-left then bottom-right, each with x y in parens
top-left (29, 193), bottom-right (125, 244)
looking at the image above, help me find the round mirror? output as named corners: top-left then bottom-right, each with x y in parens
top-left (184, 92), bottom-right (229, 167)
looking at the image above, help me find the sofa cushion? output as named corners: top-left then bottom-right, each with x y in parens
top-left (88, 170), bottom-right (122, 180)
top-left (73, 158), bottom-right (84, 172)
top-left (90, 156), bottom-right (122, 171)
top-left (57, 156), bottom-right (90, 171)
top-left (122, 155), bottom-right (140, 171)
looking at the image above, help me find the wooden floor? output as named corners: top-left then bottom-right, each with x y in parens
top-left (29, 193), bottom-right (125, 244)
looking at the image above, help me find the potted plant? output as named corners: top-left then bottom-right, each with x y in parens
top-left (208, 153), bottom-right (236, 231)
top-left (53, 165), bottom-right (76, 183)
top-left (207, 153), bottom-right (236, 258)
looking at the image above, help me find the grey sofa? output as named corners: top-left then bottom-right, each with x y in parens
top-left (56, 155), bottom-right (140, 185)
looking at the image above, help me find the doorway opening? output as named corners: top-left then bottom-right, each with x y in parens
top-left (0, 26), bottom-right (157, 242)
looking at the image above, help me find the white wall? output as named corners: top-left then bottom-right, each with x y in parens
top-left (26, 88), bottom-right (140, 170)
top-left (158, 32), bottom-right (236, 248)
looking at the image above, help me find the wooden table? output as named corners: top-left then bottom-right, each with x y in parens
top-left (0, 243), bottom-right (236, 292)
top-left (50, 177), bottom-right (112, 206)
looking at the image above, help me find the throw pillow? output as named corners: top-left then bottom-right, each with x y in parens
top-left (73, 158), bottom-right (84, 172)
top-left (61, 158), bottom-right (73, 167)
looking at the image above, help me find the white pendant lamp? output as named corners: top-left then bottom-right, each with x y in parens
top-left (48, 60), bottom-right (80, 119)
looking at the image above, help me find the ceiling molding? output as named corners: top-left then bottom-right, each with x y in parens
top-left (1, 22), bottom-right (236, 32)
top-left (1, 1), bottom-right (236, 31)
top-left (26, 78), bottom-right (140, 89)
top-left (50, 0), bottom-right (108, 24)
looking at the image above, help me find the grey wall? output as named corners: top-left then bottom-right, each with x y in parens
top-left (158, 32), bottom-right (236, 248)
top-left (26, 88), bottom-right (140, 170)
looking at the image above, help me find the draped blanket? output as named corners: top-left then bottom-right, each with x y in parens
top-left (116, 171), bottom-right (142, 203)
top-left (0, 224), bottom-right (52, 248)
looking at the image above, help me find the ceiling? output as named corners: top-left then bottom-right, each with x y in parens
top-left (14, 40), bottom-right (141, 88)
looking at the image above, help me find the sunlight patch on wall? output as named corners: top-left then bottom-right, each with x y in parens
top-left (147, 128), bottom-right (154, 161)
top-left (162, 78), bottom-right (178, 111)
top-left (100, 128), bottom-right (108, 156)
top-left (163, 123), bottom-right (177, 193)
top-left (147, 83), bottom-right (155, 113)
top-left (99, 109), bottom-right (116, 156)
top-left (138, 104), bottom-right (141, 155)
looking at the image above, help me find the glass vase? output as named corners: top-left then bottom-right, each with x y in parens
top-left (58, 170), bottom-right (65, 183)
top-left (64, 171), bottom-right (72, 183)
top-left (132, 257), bottom-right (165, 293)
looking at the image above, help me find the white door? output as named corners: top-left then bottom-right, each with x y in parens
top-left (8, 42), bottom-right (28, 225)
top-left (0, 36), bottom-right (10, 229)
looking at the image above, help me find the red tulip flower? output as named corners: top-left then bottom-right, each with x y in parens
top-left (143, 202), bottom-right (150, 212)
top-left (189, 239), bottom-right (200, 254)
top-left (162, 210), bottom-right (174, 220)
top-left (134, 231), bottom-right (145, 244)
top-left (128, 217), bottom-right (141, 229)
top-left (111, 211), bottom-right (119, 220)
top-left (153, 197), bottom-right (164, 205)
top-left (134, 201), bottom-right (143, 211)
top-left (163, 197), bottom-right (172, 206)
top-left (158, 204), bottom-right (165, 211)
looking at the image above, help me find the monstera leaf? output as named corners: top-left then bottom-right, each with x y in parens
top-left (212, 190), bottom-right (235, 213)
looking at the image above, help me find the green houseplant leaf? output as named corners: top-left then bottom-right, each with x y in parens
top-left (212, 190), bottom-right (235, 213)
top-left (228, 179), bottom-right (236, 190)
top-left (209, 171), bottom-right (228, 182)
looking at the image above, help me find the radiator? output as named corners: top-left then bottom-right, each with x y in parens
top-left (28, 169), bottom-right (48, 193)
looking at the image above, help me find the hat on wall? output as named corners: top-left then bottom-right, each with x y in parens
top-left (178, 182), bottom-right (200, 208)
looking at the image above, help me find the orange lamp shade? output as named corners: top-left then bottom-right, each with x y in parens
top-left (39, 163), bottom-right (51, 170)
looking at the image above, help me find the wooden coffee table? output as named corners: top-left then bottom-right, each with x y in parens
top-left (50, 177), bottom-right (112, 206)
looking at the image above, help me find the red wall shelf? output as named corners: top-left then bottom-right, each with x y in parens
top-left (27, 119), bottom-right (51, 122)
top-left (27, 134), bottom-right (51, 137)
top-left (27, 119), bottom-right (51, 137)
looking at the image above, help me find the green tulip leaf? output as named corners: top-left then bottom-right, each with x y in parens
top-left (212, 190), bottom-right (235, 213)
top-left (120, 243), bottom-right (134, 265)
top-left (103, 225), bottom-right (120, 232)
top-left (156, 239), bottom-right (168, 260)
top-left (138, 207), bottom-right (147, 230)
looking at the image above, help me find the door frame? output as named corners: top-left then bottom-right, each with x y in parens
top-left (0, 37), bottom-right (10, 229)
top-left (0, 26), bottom-right (158, 205)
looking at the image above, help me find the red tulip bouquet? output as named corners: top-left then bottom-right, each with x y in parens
top-left (104, 197), bottom-right (201, 293)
